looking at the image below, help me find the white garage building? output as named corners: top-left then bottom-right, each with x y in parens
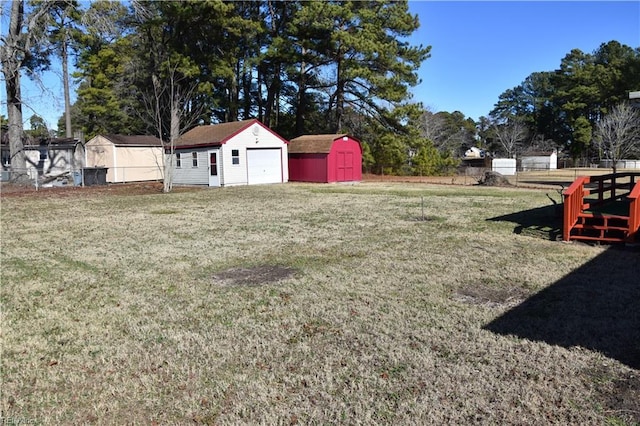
top-left (171, 119), bottom-right (288, 187)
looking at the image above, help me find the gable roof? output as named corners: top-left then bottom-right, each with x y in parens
top-left (288, 134), bottom-right (349, 154)
top-left (103, 135), bottom-right (162, 147)
top-left (175, 119), bottom-right (288, 149)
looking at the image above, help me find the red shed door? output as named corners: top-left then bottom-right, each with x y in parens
top-left (337, 151), bottom-right (354, 181)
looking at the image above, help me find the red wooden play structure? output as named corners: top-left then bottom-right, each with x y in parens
top-left (563, 172), bottom-right (640, 243)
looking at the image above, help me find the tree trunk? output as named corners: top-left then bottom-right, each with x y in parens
top-left (264, 66), bottom-right (280, 128)
top-left (295, 51), bottom-right (307, 136)
top-left (1, 1), bottom-right (29, 182)
top-left (5, 68), bottom-right (29, 182)
top-left (242, 65), bottom-right (252, 120)
top-left (164, 100), bottom-right (179, 193)
top-left (62, 37), bottom-right (72, 138)
top-left (334, 50), bottom-right (344, 133)
top-left (228, 65), bottom-right (239, 122)
top-left (256, 66), bottom-right (264, 122)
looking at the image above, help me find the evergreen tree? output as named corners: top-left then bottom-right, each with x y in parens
top-left (71, 1), bottom-right (143, 138)
top-left (490, 41), bottom-right (639, 160)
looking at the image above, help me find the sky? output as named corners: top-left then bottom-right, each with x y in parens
top-left (2, 1), bottom-right (640, 131)
top-left (407, 1), bottom-right (640, 121)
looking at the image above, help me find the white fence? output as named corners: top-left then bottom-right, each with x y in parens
top-left (599, 159), bottom-right (640, 169)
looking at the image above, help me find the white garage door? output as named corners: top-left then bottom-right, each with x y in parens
top-left (247, 148), bottom-right (282, 184)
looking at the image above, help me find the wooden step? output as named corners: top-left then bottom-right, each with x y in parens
top-left (570, 214), bottom-right (630, 243)
top-left (573, 224), bottom-right (629, 232)
top-left (569, 235), bottom-right (627, 243)
top-left (576, 215), bottom-right (629, 228)
top-left (579, 212), bottom-right (630, 220)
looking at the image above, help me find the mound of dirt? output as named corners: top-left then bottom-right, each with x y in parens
top-left (478, 171), bottom-right (512, 187)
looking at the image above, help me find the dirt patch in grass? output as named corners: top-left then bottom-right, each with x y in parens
top-left (0, 181), bottom-right (201, 198)
top-left (362, 173), bottom-right (474, 186)
top-left (588, 367), bottom-right (640, 424)
top-left (606, 373), bottom-right (640, 424)
top-left (212, 265), bottom-right (297, 287)
top-left (455, 285), bottom-right (531, 308)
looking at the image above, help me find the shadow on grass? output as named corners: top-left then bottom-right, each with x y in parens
top-left (484, 246), bottom-right (640, 369)
top-left (487, 204), bottom-right (563, 241)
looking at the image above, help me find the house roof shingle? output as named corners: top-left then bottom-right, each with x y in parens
top-left (175, 119), bottom-right (258, 148)
top-left (288, 134), bottom-right (348, 154)
top-left (104, 135), bottom-right (162, 147)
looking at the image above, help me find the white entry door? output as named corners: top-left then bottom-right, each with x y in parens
top-left (208, 150), bottom-right (220, 186)
top-left (247, 148), bottom-right (282, 184)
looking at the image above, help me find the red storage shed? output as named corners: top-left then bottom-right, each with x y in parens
top-left (288, 134), bottom-right (362, 183)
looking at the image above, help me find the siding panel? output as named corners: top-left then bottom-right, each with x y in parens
top-left (172, 149), bottom-right (210, 185)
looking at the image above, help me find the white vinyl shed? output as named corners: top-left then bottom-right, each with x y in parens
top-left (85, 135), bottom-right (164, 183)
top-left (521, 151), bottom-right (558, 171)
top-left (171, 119), bottom-right (288, 187)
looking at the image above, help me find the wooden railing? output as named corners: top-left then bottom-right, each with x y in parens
top-left (563, 172), bottom-right (640, 242)
top-left (628, 180), bottom-right (640, 242)
top-left (563, 176), bottom-right (590, 241)
top-left (584, 172), bottom-right (639, 210)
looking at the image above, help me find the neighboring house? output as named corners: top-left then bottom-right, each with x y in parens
top-left (464, 147), bottom-right (486, 159)
top-left (521, 151), bottom-right (558, 171)
top-left (85, 135), bottom-right (164, 183)
top-left (171, 119), bottom-right (288, 187)
top-left (288, 134), bottom-right (362, 183)
top-left (1, 137), bottom-right (84, 181)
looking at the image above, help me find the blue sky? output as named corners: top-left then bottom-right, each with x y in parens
top-left (408, 1), bottom-right (640, 121)
top-left (2, 1), bottom-right (640, 131)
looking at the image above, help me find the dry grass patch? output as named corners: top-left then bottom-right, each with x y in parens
top-left (1, 182), bottom-right (638, 425)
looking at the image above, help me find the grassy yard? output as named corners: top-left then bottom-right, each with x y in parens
top-left (1, 182), bottom-right (638, 425)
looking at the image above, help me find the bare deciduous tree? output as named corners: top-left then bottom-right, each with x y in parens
top-left (594, 102), bottom-right (640, 173)
top-left (49, 1), bottom-right (81, 139)
top-left (142, 65), bottom-right (203, 193)
top-left (1, 1), bottom-right (53, 182)
top-left (418, 109), bottom-right (446, 143)
top-left (493, 119), bottom-right (527, 158)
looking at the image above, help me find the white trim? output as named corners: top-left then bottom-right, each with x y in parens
top-left (112, 144), bottom-right (117, 182)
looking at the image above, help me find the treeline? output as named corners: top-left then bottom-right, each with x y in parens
top-left (488, 41), bottom-right (640, 162)
top-left (63, 1), bottom-right (640, 168)
top-left (63, 0), bottom-right (459, 175)
top-left (60, 1), bottom-right (458, 173)
top-left (4, 1), bottom-right (639, 178)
